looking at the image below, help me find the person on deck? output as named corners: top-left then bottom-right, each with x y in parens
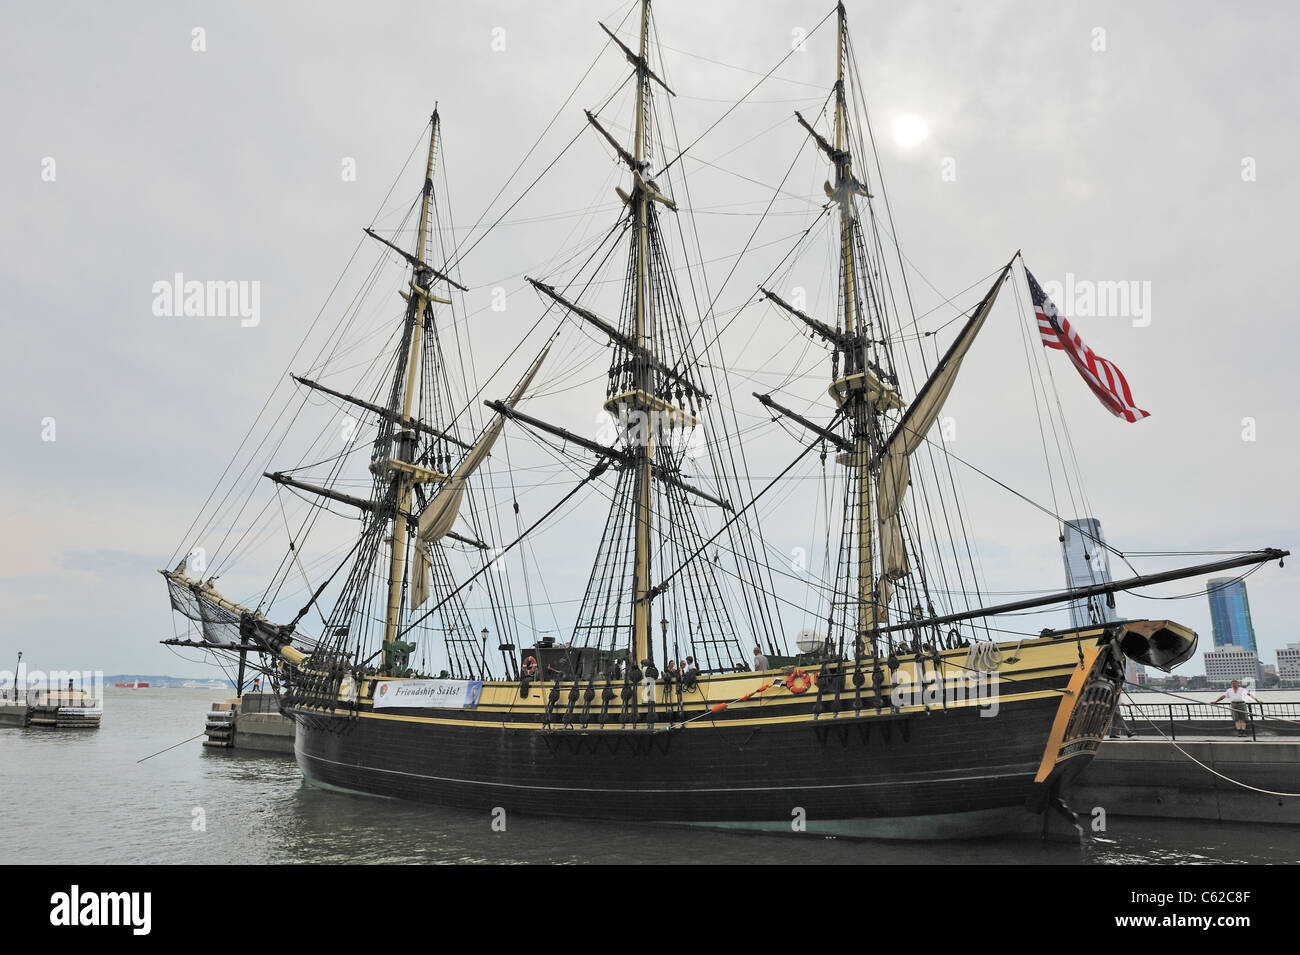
top-left (752, 645), bottom-right (769, 672)
top-left (641, 659), bottom-right (658, 704)
top-left (1211, 680), bottom-right (1261, 738)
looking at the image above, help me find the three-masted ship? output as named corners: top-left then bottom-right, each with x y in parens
top-left (161, 1), bottom-right (1284, 838)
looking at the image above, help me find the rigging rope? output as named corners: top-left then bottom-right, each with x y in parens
top-left (399, 460), bottom-right (614, 639)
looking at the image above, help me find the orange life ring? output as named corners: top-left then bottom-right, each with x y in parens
top-left (787, 668), bottom-right (812, 694)
top-left (521, 655), bottom-right (538, 677)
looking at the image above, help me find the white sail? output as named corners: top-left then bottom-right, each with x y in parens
top-left (876, 268), bottom-right (1007, 584)
top-left (410, 345), bottom-right (550, 607)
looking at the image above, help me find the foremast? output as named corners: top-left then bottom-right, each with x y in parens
top-left (820, 2), bottom-right (894, 655)
top-left (830, 4), bottom-right (878, 649)
top-left (766, 4), bottom-right (1006, 659)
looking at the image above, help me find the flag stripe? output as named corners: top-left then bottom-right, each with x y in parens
top-left (1025, 266), bottom-right (1149, 422)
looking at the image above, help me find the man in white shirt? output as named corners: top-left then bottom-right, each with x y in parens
top-left (1210, 679), bottom-right (1261, 737)
top-left (640, 659), bottom-right (657, 705)
top-left (752, 645), bottom-right (769, 672)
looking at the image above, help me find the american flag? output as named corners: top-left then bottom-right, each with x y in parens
top-left (1025, 265), bottom-right (1150, 423)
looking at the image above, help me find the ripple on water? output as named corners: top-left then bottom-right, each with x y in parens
top-left (4, 688), bottom-right (1298, 864)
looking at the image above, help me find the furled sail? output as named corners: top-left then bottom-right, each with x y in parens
top-left (410, 345), bottom-right (550, 608)
top-left (875, 264), bottom-right (1010, 585)
top-left (161, 569), bottom-right (308, 665)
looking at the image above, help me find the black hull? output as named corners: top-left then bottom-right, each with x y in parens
top-left (291, 691), bottom-right (1092, 839)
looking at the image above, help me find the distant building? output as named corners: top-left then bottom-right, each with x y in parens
top-left (1062, 519), bottom-right (1114, 630)
top-left (1207, 578), bottom-right (1257, 653)
top-left (1278, 643), bottom-right (1300, 683)
top-left (1061, 518), bottom-right (1144, 683)
top-left (1203, 644), bottom-right (1261, 684)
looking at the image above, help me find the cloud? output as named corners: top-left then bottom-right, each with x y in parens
top-left (3, 0), bottom-right (1296, 675)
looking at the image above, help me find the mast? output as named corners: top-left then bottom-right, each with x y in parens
top-left (381, 109), bottom-right (441, 674)
top-left (539, 0), bottom-right (741, 675)
top-left (630, 0), bottom-right (654, 668)
top-left (830, 3), bottom-right (876, 652)
top-left (804, 7), bottom-right (1009, 659)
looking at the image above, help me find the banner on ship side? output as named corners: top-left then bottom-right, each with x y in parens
top-left (372, 679), bottom-right (484, 709)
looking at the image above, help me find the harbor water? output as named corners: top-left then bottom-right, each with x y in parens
top-left (3, 687), bottom-right (1298, 865)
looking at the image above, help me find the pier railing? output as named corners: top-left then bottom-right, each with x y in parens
top-left (1118, 701), bottom-right (1300, 740)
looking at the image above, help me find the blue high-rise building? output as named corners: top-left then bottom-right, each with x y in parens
top-left (1207, 578), bottom-right (1257, 653)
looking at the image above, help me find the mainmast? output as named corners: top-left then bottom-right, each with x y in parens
top-left (612, 0), bottom-right (693, 669)
top-left (381, 110), bottom-right (446, 674)
top-left (518, 0), bottom-right (745, 675)
top-left (629, 0), bottom-right (654, 669)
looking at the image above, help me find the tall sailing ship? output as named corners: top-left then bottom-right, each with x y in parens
top-left (161, 1), bottom-right (1285, 838)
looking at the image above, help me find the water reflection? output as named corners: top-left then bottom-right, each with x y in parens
top-left (4, 688), bottom-right (1298, 864)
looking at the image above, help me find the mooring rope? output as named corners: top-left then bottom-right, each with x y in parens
top-left (1122, 690), bottom-right (1300, 798)
top-left (137, 732), bottom-right (207, 763)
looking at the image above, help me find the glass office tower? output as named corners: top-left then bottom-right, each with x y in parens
top-left (1207, 578), bottom-right (1257, 653)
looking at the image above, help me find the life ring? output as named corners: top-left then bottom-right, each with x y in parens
top-left (521, 655), bottom-right (538, 677)
top-left (787, 668), bottom-right (812, 694)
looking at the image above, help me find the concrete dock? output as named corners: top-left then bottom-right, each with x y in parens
top-left (0, 690), bottom-right (101, 729)
top-left (204, 693), bottom-right (294, 754)
top-left (1066, 735), bottom-right (1300, 824)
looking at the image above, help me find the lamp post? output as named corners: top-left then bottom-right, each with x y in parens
top-left (14, 650), bottom-right (21, 704)
top-left (481, 627), bottom-right (490, 682)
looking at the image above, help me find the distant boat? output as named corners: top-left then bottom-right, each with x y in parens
top-left (113, 680), bottom-right (149, 689)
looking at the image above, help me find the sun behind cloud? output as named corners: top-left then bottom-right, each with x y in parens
top-left (892, 113), bottom-right (929, 149)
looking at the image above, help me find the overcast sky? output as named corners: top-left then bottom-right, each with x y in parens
top-left (2, 0), bottom-right (1296, 681)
